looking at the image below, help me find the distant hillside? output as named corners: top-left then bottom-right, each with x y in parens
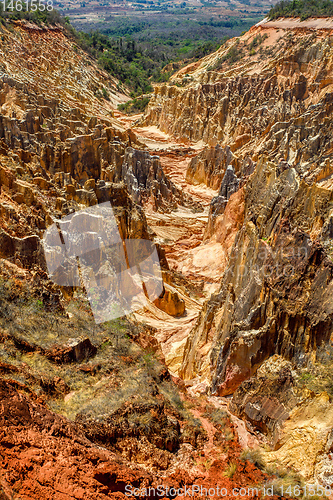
top-left (269, 0), bottom-right (333, 20)
top-left (0, 7), bottom-right (156, 96)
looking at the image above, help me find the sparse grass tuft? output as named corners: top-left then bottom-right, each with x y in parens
top-left (224, 462), bottom-right (237, 478)
top-left (297, 343), bottom-right (333, 397)
top-left (206, 407), bottom-right (228, 426)
top-left (241, 448), bottom-right (266, 470)
top-left (263, 466), bottom-right (303, 497)
top-left (224, 427), bottom-right (234, 441)
top-left (159, 380), bottom-right (185, 412)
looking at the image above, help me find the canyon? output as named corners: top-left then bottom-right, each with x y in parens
top-left (0, 14), bottom-right (332, 499)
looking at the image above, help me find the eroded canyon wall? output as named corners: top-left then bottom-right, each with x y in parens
top-left (143, 28), bottom-right (333, 169)
top-left (142, 26), bottom-right (333, 395)
top-left (181, 156), bottom-right (333, 392)
top-left (0, 21), bottom-right (188, 274)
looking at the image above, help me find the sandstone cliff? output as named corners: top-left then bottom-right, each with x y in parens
top-left (145, 20), bottom-right (333, 485)
top-left (143, 25), bottom-right (333, 171)
top-left (180, 153), bottom-right (333, 392)
top-left (0, 20), bottom-right (189, 294)
top-left (141, 20), bottom-right (333, 393)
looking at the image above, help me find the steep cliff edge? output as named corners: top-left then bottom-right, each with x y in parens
top-left (138, 20), bottom-right (333, 485)
top-left (141, 17), bottom-right (333, 389)
top-left (180, 154), bottom-right (333, 388)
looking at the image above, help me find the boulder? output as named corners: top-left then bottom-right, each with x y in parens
top-left (0, 230), bottom-right (46, 269)
top-left (45, 337), bottom-right (97, 364)
top-left (84, 178), bottom-right (96, 191)
top-left (154, 289), bottom-right (185, 317)
top-left (229, 355), bottom-right (297, 442)
top-left (32, 176), bottom-right (52, 190)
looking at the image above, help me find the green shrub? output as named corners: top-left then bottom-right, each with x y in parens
top-left (268, 0), bottom-right (333, 21)
top-left (221, 45), bottom-right (244, 64)
top-left (118, 96), bottom-right (150, 114)
top-left (101, 87), bottom-right (110, 100)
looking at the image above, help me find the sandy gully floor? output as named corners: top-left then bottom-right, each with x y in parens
top-left (114, 112), bottom-right (224, 376)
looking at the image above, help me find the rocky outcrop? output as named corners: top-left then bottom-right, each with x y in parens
top-left (186, 145), bottom-right (235, 189)
top-left (204, 165), bottom-right (240, 240)
top-left (46, 337), bottom-right (97, 364)
top-left (0, 378), bottom-right (155, 499)
top-left (180, 155), bottom-right (333, 395)
top-left (0, 376), bottom-right (269, 499)
top-left (263, 391), bottom-right (333, 485)
top-left (0, 21), bottom-right (136, 183)
top-left (171, 27), bottom-right (333, 412)
top-left (0, 229), bottom-right (46, 268)
top-left (153, 288), bottom-right (186, 317)
top-left (143, 27), bottom-right (333, 175)
top-left (230, 355), bottom-right (333, 485)
top-left (120, 147), bottom-right (184, 210)
top-left (0, 266), bottom-right (273, 496)
top-left (0, 23), bottom-right (189, 218)
top-left (0, 23), bottom-right (180, 279)
top-left (1, 15), bottom-right (333, 493)
top-left (76, 400), bottom-right (181, 458)
top-left (229, 355), bottom-right (298, 444)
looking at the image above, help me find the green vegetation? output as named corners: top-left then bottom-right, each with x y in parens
top-left (0, 4), bottom-right (235, 96)
top-left (224, 462), bottom-right (237, 478)
top-left (222, 44), bottom-right (244, 63)
top-left (297, 345), bottom-right (333, 397)
top-left (269, 0), bottom-right (333, 21)
top-left (118, 96), bottom-right (150, 114)
top-left (207, 32), bottom-right (269, 71)
top-left (74, 30), bottom-right (229, 96)
top-left (76, 32), bottom-right (155, 95)
top-left (0, 3), bottom-right (263, 96)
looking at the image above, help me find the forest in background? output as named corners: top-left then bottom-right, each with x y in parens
top-left (3, 0), bottom-right (333, 99)
top-left (269, 0), bottom-right (333, 19)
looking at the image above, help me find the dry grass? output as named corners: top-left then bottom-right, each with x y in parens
top-left (224, 462), bottom-right (237, 478)
top-left (263, 466), bottom-right (305, 498)
top-left (241, 448), bottom-right (266, 470)
top-left (203, 405), bottom-right (228, 426)
top-left (297, 343), bottom-right (333, 397)
top-left (224, 427), bottom-right (234, 441)
top-left (0, 276), bottom-right (197, 449)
